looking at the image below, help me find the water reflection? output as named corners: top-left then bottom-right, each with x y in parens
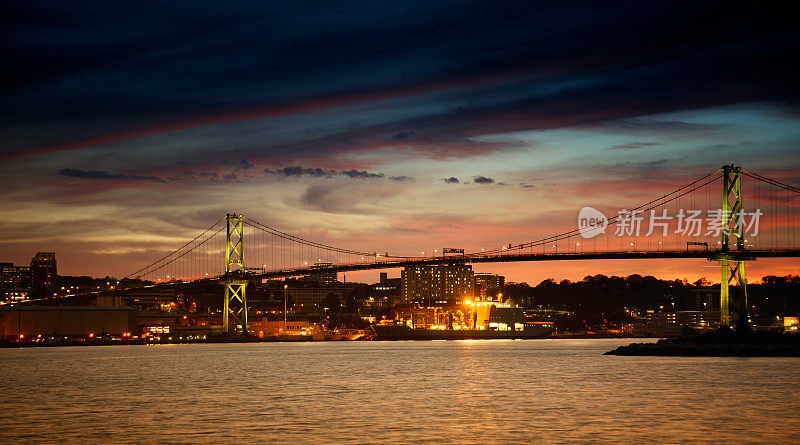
top-left (1, 339), bottom-right (799, 443)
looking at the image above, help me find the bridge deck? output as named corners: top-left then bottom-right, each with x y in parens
top-left (252, 249), bottom-right (800, 280)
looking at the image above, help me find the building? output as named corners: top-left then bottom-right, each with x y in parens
top-left (1, 263), bottom-right (30, 288)
top-left (30, 252), bottom-right (57, 296)
top-left (475, 273), bottom-right (504, 291)
top-left (0, 306), bottom-right (136, 339)
top-left (289, 288), bottom-right (343, 308)
top-left (637, 310), bottom-right (720, 329)
top-left (401, 264), bottom-right (474, 305)
top-left (307, 262), bottom-right (338, 286)
top-left (3, 289), bottom-right (30, 303)
top-left (121, 288), bottom-right (177, 310)
top-left (370, 274), bottom-right (401, 307)
top-left (689, 286), bottom-right (720, 311)
top-left (475, 305), bottom-right (526, 331)
top-left (248, 319), bottom-right (319, 337)
top-left (1, 262), bottom-right (31, 302)
top-left (474, 273), bottom-right (505, 300)
top-left (621, 322), bottom-right (684, 337)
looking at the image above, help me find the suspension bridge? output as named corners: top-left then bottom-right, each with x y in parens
top-left (29, 165), bottom-right (800, 333)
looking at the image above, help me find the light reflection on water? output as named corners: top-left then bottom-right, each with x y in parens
top-left (1, 339), bottom-right (799, 443)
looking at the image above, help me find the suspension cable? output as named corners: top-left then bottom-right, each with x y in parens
top-left (470, 169), bottom-right (722, 256)
top-left (122, 217), bottom-right (225, 279)
top-left (242, 215), bottom-right (417, 259)
top-left (742, 170), bottom-right (800, 194)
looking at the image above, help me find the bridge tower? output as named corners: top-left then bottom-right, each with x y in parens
top-left (715, 165), bottom-right (749, 328)
top-left (223, 212), bottom-right (248, 335)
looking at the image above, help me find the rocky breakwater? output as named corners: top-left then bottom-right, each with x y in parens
top-left (605, 330), bottom-right (800, 357)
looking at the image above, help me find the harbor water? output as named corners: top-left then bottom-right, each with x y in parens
top-left (2, 339), bottom-right (799, 443)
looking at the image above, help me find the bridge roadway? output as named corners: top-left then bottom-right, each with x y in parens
top-left (250, 249), bottom-right (800, 281)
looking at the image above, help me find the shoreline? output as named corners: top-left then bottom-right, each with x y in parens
top-left (1, 333), bottom-right (658, 348)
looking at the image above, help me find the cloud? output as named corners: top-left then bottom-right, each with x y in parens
top-left (473, 176), bottom-right (495, 184)
top-left (58, 168), bottom-right (164, 182)
top-left (264, 165), bottom-right (411, 181)
top-left (265, 166), bottom-right (334, 177)
top-left (443, 177), bottom-right (460, 184)
top-left (393, 130), bottom-right (417, 140)
top-left (222, 158), bottom-right (255, 170)
top-left (606, 142), bottom-right (660, 150)
top-left (3, 1), bottom-right (798, 166)
top-left (341, 169), bottom-right (384, 179)
top-left (298, 182), bottom-right (405, 214)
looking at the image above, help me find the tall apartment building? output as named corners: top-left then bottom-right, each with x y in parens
top-left (30, 252), bottom-right (57, 295)
top-left (401, 264), bottom-right (474, 305)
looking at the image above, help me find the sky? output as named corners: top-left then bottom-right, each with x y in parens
top-left (1, 1), bottom-right (799, 284)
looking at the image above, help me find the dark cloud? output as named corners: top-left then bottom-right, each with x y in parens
top-left (264, 165), bottom-right (409, 180)
top-left (223, 158), bottom-right (255, 170)
top-left (443, 177), bottom-right (460, 184)
top-left (606, 142), bottom-right (660, 150)
top-left (3, 1), bottom-right (798, 161)
top-left (393, 130), bottom-right (417, 140)
top-left (519, 183), bottom-right (535, 188)
top-left (473, 176), bottom-right (495, 184)
top-left (265, 166), bottom-right (333, 177)
top-left (58, 168), bottom-right (164, 182)
top-left (341, 169), bottom-right (384, 179)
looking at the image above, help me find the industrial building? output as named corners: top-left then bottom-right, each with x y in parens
top-left (0, 306), bottom-right (136, 339)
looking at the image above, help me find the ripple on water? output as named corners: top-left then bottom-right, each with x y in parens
top-left (1, 339), bottom-right (799, 443)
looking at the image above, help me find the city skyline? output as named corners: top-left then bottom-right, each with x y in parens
top-left (2, 1), bottom-right (799, 283)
